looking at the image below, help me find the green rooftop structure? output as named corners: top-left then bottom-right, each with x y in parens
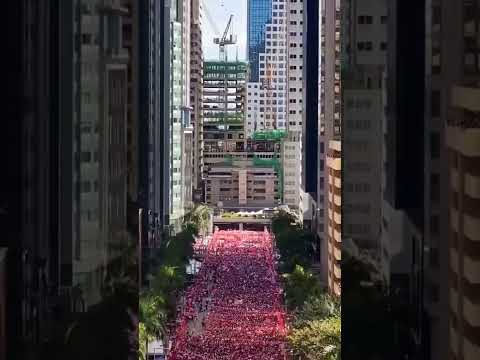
top-left (251, 129), bottom-right (287, 141)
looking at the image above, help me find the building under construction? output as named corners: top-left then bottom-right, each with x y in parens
top-left (202, 60), bottom-right (247, 169)
top-left (200, 14), bottom-right (286, 210)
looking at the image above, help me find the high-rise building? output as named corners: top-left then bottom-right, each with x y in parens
top-left (319, 0), bottom-right (342, 283)
top-left (138, 0), bottom-right (189, 236)
top-left (327, 140), bottom-right (342, 296)
top-left (3, 1), bottom-right (133, 357)
top-left (447, 85), bottom-right (480, 360)
top-left (302, 0), bottom-right (319, 198)
top-left (246, 0), bottom-right (288, 132)
top-left (190, 0), bottom-right (204, 201)
top-left (286, 0), bottom-right (304, 134)
top-left (138, 0), bottom-right (170, 245)
top-left (443, 1), bottom-right (480, 359)
top-left (342, 0), bottom-right (386, 251)
top-left (122, 0), bottom-right (139, 206)
top-left (381, 0), bottom-right (427, 358)
top-left (246, 0), bottom-right (303, 209)
top-left (170, 3), bottom-right (187, 229)
top-left (247, 0), bottom-right (273, 82)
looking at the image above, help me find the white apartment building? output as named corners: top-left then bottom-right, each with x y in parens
top-left (246, 82), bottom-right (261, 138)
top-left (286, 0), bottom-right (304, 133)
top-left (282, 131), bottom-right (302, 207)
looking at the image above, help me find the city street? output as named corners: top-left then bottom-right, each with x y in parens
top-left (170, 230), bottom-right (287, 360)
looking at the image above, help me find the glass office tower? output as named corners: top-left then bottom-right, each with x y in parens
top-left (247, 0), bottom-right (272, 81)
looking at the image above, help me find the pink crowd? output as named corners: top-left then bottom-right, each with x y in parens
top-left (170, 229), bottom-right (287, 360)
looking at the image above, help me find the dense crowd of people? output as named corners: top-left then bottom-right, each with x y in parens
top-left (170, 229), bottom-right (287, 360)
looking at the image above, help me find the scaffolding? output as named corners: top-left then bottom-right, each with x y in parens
top-left (203, 61), bottom-right (247, 127)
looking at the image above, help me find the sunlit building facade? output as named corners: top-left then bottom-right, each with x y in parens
top-left (247, 0), bottom-right (273, 82)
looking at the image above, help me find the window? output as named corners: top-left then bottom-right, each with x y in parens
top-left (430, 173), bottom-right (440, 202)
top-left (380, 15), bottom-right (388, 24)
top-left (380, 42), bottom-right (387, 51)
top-left (429, 284), bottom-right (439, 302)
top-left (430, 132), bottom-right (440, 158)
top-left (358, 15), bottom-right (373, 24)
top-left (431, 90), bottom-right (440, 117)
top-left (429, 248), bottom-right (439, 268)
top-left (430, 215), bottom-right (440, 235)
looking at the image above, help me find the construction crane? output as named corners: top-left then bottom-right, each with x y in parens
top-left (214, 15), bottom-right (237, 62)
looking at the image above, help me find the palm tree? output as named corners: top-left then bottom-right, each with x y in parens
top-left (139, 294), bottom-right (168, 360)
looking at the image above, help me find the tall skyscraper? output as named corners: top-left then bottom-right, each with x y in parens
top-left (138, 0), bottom-right (170, 245)
top-left (342, 0), bottom-right (386, 253)
top-left (381, 0), bottom-right (427, 357)
top-left (302, 0), bottom-right (319, 198)
top-left (3, 1), bottom-right (134, 357)
top-left (319, 0), bottom-right (342, 284)
top-left (190, 0), bottom-right (204, 201)
top-left (327, 139), bottom-right (342, 296)
top-left (247, 0), bottom-right (273, 82)
top-left (443, 2), bottom-right (480, 359)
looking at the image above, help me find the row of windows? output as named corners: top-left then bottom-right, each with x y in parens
top-left (358, 15), bottom-right (388, 25)
top-left (357, 41), bottom-right (387, 51)
top-left (346, 224), bottom-right (371, 234)
top-left (344, 183), bottom-right (371, 193)
top-left (347, 119), bottom-right (371, 130)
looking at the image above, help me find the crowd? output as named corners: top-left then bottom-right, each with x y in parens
top-left (170, 229), bottom-right (287, 360)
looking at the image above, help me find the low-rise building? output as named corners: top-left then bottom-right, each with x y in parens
top-left (205, 166), bottom-right (280, 210)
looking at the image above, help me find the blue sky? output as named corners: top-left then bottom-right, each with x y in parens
top-left (202, 0), bottom-right (247, 60)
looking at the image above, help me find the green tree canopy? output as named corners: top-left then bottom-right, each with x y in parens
top-left (283, 265), bottom-right (323, 310)
top-left (288, 313), bottom-right (341, 360)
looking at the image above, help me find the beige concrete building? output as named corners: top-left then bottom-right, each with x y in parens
top-left (446, 84), bottom-right (480, 360)
top-left (205, 166), bottom-right (280, 210)
top-left (326, 140), bottom-right (341, 296)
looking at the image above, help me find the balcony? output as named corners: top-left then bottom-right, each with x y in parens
top-left (451, 85), bottom-right (480, 114)
top-left (334, 262), bottom-right (341, 279)
top-left (464, 337), bottom-right (480, 360)
top-left (333, 245), bottom-right (341, 261)
top-left (327, 156), bottom-right (341, 171)
top-left (333, 194), bottom-right (341, 206)
top-left (464, 254), bottom-right (480, 283)
top-left (334, 177), bottom-right (341, 188)
top-left (333, 282), bottom-right (341, 296)
top-left (333, 211), bottom-right (341, 225)
top-left (466, 173), bottom-right (480, 199)
top-left (465, 213), bottom-right (480, 242)
top-left (463, 296), bottom-right (480, 327)
top-left (333, 228), bottom-right (341, 243)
